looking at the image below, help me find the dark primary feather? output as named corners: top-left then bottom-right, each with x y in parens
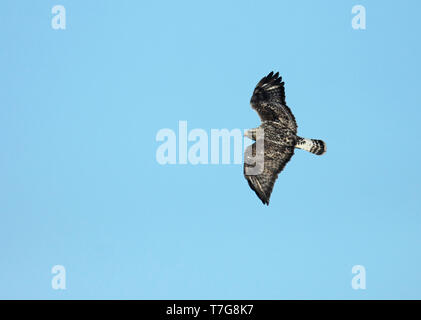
top-left (250, 71), bottom-right (297, 133)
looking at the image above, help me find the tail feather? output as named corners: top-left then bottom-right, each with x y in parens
top-left (295, 137), bottom-right (326, 155)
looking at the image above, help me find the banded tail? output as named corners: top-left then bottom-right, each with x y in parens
top-left (295, 137), bottom-right (326, 155)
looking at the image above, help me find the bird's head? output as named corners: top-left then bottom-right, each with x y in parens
top-left (244, 128), bottom-right (257, 141)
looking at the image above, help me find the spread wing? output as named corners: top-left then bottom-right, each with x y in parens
top-left (250, 71), bottom-right (297, 133)
top-left (244, 140), bottom-right (294, 205)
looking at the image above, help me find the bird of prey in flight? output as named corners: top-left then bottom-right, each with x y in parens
top-left (244, 71), bottom-right (326, 205)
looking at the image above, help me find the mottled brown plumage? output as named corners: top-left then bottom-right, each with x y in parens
top-left (244, 72), bottom-right (326, 205)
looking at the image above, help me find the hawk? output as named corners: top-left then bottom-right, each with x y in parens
top-left (244, 71), bottom-right (326, 205)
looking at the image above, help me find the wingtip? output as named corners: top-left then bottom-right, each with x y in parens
top-left (261, 197), bottom-right (270, 206)
top-left (266, 71), bottom-right (282, 83)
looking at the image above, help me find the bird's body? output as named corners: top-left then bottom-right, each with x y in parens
top-left (244, 72), bottom-right (326, 205)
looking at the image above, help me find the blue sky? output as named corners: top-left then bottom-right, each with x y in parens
top-left (1, 0), bottom-right (420, 299)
